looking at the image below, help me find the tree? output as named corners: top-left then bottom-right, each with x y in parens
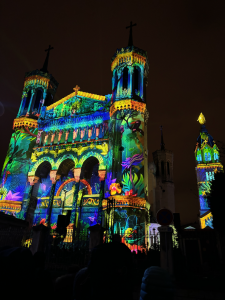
top-left (208, 171), bottom-right (225, 232)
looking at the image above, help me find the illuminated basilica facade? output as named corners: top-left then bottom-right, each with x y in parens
top-left (0, 34), bottom-right (153, 250)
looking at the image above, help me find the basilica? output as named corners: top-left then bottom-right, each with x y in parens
top-left (0, 29), bottom-right (178, 250)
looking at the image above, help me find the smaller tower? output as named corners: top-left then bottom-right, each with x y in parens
top-left (195, 113), bottom-right (223, 229)
top-left (150, 126), bottom-right (175, 220)
top-left (16, 45), bottom-right (58, 121)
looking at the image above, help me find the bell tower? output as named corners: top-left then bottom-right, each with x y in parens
top-left (107, 22), bottom-right (150, 251)
top-left (195, 113), bottom-right (223, 229)
top-left (0, 46), bottom-right (59, 217)
top-left (16, 45), bottom-right (58, 121)
top-left (152, 126), bottom-right (175, 219)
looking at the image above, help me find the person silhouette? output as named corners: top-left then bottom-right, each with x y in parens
top-left (139, 266), bottom-right (174, 300)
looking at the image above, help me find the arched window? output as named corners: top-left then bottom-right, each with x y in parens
top-left (167, 162), bottom-right (170, 175)
top-left (161, 161), bottom-right (164, 175)
top-left (214, 152), bottom-right (219, 161)
top-left (205, 152), bottom-right (211, 162)
top-left (23, 90), bottom-right (31, 114)
top-left (113, 71), bottom-right (118, 100)
top-left (123, 67), bottom-right (128, 90)
top-left (134, 67), bottom-right (139, 92)
top-left (33, 89), bottom-right (43, 114)
top-left (197, 150), bottom-right (202, 162)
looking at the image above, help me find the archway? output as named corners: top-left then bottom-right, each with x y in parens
top-left (80, 156), bottom-right (100, 195)
top-left (23, 90), bottom-right (31, 115)
top-left (31, 161), bottom-right (53, 227)
top-left (32, 89), bottom-right (43, 114)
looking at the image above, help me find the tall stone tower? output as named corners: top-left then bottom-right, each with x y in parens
top-left (150, 126), bottom-right (175, 221)
top-left (0, 46), bottom-right (58, 226)
top-left (106, 22), bottom-right (150, 250)
top-left (195, 113), bottom-right (223, 229)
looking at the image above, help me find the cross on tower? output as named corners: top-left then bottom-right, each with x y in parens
top-left (73, 85), bottom-right (80, 96)
top-left (45, 45), bottom-right (54, 54)
top-left (126, 21), bottom-right (137, 47)
top-left (40, 45), bottom-right (54, 73)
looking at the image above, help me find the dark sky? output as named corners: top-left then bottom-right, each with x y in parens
top-left (1, 0), bottom-right (225, 225)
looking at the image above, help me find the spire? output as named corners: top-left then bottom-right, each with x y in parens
top-left (160, 125), bottom-right (165, 150)
top-left (126, 21), bottom-right (137, 47)
top-left (40, 45), bottom-right (54, 73)
top-left (197, 112), bottom-right (206, 125)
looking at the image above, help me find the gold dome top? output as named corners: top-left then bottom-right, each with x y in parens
top-left (197, 113), bottom-right (206, 125)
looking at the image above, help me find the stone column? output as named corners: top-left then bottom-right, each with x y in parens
top-left (80, 128), bottom-right (85, 141)
top-left (88, 127), bottom-right (92, 141)
top-left (50, 132), bottom-right (55, 145)
top-left (44, 132), bottom-right (49, 146)
top-left (72, 129), bottom-right (78, 143)
top-left (98, 170), bottom-right (106, 226)
top-left (71, 168), bottom-right (82, 241)
top-left (39, 90), bottom-right (47, 113)
top-left (27, 89), bottom-right (36, 116)
top-left (24, 176), bottom-right (39, 228)
top-left (45, 171), bottom-right (61, 227)
top-left (65, 130), bottom-right (70, 143)
top-left (158, 226), bottom-right (174, 275)
top-left (117, 70), bottom-right (122, 99)
top-left (140, 67), bottom-right (144, 99)
top-left (128, 66), bottom-right (133, 98)
top-left (17, 94), bottom-right (26, 117)
top-left (57, 130), bottom-right (63, 144)
top-left (96, 126), bottom-right (100, 140)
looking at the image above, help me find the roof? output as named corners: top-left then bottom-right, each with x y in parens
top-left (46, 90), bottom-right (106, 111)
top-left (196, 124), bottom-right (215, 149)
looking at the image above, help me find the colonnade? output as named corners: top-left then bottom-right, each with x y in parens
top-left (40, 122), bottom-right (108, 146)
top-left (17, 88), bottom-right (47, 117)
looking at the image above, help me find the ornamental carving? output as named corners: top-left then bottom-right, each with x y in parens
top-left (110, 100), bottom-right (146, 117)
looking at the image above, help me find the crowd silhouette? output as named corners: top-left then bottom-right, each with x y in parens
top-left (0, 234), bottom-right (174, 300)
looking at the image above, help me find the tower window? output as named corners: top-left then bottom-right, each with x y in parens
top-left (161, 161), bottom-right (164, 176)
top-left (123, 67), bottom-right (128, 90)
top-left (24, 90), bottom-right (31, 110)
top-left (197, 154), bottom-right (202, 162)
top-left (33, 89), bottom-right (43, 113)
top-left (205, 152), bottom-right (211, 162)
top-left (134, 67), bottom-right (139, 92)
top-left (167, 162), bottom-right (170, 175)
top-left (214, 152), bottom-right (219, 161)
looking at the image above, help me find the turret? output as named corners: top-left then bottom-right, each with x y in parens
top-left (195, 113), bottom-right (223, 228)
top-left (16, 45), bottom-right (58, 121)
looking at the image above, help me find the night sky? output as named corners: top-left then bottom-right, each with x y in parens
top-left (1, 0), bottom-right (225, 225)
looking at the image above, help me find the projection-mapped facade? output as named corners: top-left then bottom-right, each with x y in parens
top-left (0, 37), bottom-right (150, 250)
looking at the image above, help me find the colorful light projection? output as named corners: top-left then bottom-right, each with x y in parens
top-left (0, 43), bottom-right (150, 250)
top-left (195, 113), bottom-right (223, 228)
top-left (148, 223), bottom-right (178, 249)
top-left (200, 211), bottom-right (213, 229)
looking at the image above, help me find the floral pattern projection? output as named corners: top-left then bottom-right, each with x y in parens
top-left (105, 107), bottom-right (147, 251)
top-left (0, 128), bottom-right (38, 216)
top-left (195, 113), bottom-right (223, 229)
top-left (25, 90), bottom-right (110, 232)
top-left (0, 44), bottom-right (150, 250)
